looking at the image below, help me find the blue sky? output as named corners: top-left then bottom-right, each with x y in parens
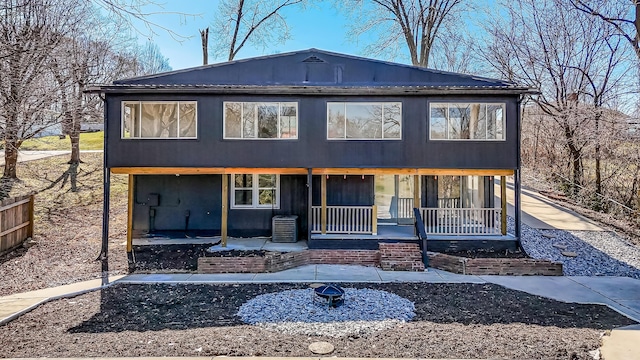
top-left (136, 1), bottom-right (366, 70)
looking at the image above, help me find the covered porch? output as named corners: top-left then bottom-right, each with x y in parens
top-left (309, 168), bottom-right (515, 240)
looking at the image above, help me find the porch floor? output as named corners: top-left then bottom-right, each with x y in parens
top-left (311, 224), bottom-right (418, 240)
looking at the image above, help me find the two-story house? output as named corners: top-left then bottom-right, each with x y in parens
top-left (92, 49), bottom-right (534, 267)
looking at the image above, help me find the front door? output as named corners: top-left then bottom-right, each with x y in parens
top-left (375, 175), bottom-right (416, 225)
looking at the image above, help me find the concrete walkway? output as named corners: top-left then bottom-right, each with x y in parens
top-left (1, 268), bottom-right (638, 359)
top-left (496, 181), bottom-right (604, 231)
top-left (0, 275), bottom-right (123, 325)
top-left (0, 149), bottom-right (103, 166)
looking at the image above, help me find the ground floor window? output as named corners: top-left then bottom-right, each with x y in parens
top-left (231, 174), bottom-right (280, 209)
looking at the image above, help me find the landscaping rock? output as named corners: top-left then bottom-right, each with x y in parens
top-left (552, 244), bottom-right (568, 250)
top-left (308, 341), bottom-right (334, 354)
top-left (562, 251), bottom-right (578, 257)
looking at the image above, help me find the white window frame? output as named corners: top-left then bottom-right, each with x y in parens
top-left (326, 102), bottom-right (402, 140)
top-left (230, 174), bottom-right (280, 209)
top-left (223, 102), bottom-right (298, 140)
top-left (428, 102), bottom-right (506, 141)
top-left (121, 101), bottom-right (198, 139)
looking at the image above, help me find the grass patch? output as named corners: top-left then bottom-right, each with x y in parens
top-left (21, 131), bottom-right (104, 151)
top-left (2, 152), bottom-right (126, 211)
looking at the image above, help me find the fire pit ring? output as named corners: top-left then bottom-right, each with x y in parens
top-left (313, 284), bottom-right (345, 308)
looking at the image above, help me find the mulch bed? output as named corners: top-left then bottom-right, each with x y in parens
top-left (0, 282), bottom-right (636, 359)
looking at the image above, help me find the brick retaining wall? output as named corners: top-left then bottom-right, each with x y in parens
top-left (197, 245), bottom-right (562, 276)
top-left (427, 252), bottom-right (563, 276)
top-left (198, 249), bottom-right (380, 273)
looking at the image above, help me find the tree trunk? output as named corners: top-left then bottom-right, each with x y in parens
top-left (200, 27), bottom-right (209, 65)
top-left (564, 125), bottom-right (582, 196)
top-left (594, 111), bottom-right (602, 196)
top-left (3, 139), bottom-right (19, 179)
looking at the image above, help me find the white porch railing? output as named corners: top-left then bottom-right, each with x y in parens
top-left (420, 207), bottom-right (502, 235)
top-left (311, 205), bottom-right (376, 234)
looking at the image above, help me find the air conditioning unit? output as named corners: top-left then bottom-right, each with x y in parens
top-left (272, 215), bottom-right (298, 243)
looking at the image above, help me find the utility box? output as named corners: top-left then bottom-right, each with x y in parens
top-left (272, 215), bottom-right (298, 243)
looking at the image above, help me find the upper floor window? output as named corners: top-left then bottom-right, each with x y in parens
top-left (327, 102), bottom-right (402, 140)
top-left (224, 102), bottom-right (298, 139)
top-left (122, 101), bottom-right (197, 139)
top-left (231, 174), bottom-right (280, 209)
top-left (430, 103), bottom-right (505, 140)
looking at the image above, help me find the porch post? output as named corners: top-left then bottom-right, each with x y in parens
top-left (500, 176), bottom-right (507, 235)
top-left (127, 174), bottom-right (133, 252)
top-left (221, 174), bottom-right (228, 247)
top-left (413, 175), bottom-right (420, 235)
top-left (372, 205), bottom-right (377, 235)
top-left (307, 168), bottom-right (312, 241)
top-left (321, 174), bottom-right (327, 234)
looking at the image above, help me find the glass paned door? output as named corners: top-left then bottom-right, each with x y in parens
top-left (375, 175), bottom-right (417, 225)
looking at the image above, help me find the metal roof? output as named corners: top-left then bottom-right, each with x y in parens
top-left (89, 49), bottom-right (538, 95)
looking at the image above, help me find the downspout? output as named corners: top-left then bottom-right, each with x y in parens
top-left (515, 95), bottom-right (524, 250)
top-left (99, 93), bottom-right (110, 285)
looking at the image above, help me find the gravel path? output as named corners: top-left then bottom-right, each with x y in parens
top-left (510, 217), bottom-right (640, 278)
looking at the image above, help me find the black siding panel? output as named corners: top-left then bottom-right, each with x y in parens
top-left (106, 95), bottom-right (519, 170)
top-left (132, 174), bottom-right (309, 239)
top-left (133, 175), bottom-right (221, 231)
top-left (311, 175), bottom-right (374, 206)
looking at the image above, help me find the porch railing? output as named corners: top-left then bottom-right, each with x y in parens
top-left (420, 207), bottom-right (502, 235)
top-left (311, 205), bottom-right (376, 234)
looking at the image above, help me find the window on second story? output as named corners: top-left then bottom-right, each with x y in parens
top-left (224, 102), bottom-right (298, 139)
top-left (231, 174), bottom-right (280, 209)
top-left (430, 103), bottom-right (505, 140)
top-left (327, 102), bottom-right (402, 140)
top-left (122, 101), bottom-right (197, 139)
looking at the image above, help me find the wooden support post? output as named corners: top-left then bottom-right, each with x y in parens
top-left (221, 174), bottom-right (228, 247)
top-left (372, 204), bottom-right (378, 235)
top-left (27, 194), bottom-right (34, 238)
top-left (126, 175), bottom-right (133, 252)
top-left (321, 175), bottom-right (327, 234)
top-left (501, 176), bottom-right (507, 235)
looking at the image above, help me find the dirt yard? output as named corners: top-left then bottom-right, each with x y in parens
top-left (0, 153), bottom-right (129, 296)
top-left (0, 282), bottom-right (635, 360)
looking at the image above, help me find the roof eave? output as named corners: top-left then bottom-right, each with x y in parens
top-left (87, 85), bottom-right (540, 96)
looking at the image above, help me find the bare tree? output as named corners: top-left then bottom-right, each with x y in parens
top-left (92, 0), bottom-right (194, 41)
top-left (483, 0), bottom-right (632, 195)
top-left (0, 0), bottom-right (85, 181)
top-left (571, 0), bottom-right (640, 61)
top-left (210, 0), bottom-right (305, 61)
top-left (340, 0), bottom-right (464, 68)
top-left (133, 41), bottom-right (172, 75)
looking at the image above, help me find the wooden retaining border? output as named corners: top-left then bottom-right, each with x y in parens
top-left (427, 251), bottom-right (563, 276)
top-left (0, 194), bottom-right (34, 256)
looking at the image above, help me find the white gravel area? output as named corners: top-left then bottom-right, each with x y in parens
top-left (237, 287), bottom-right (415, 337)
top-left (510, 217), bottom-right (640, 278)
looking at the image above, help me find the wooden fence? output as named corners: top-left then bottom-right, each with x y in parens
top-left (0, 195), bottom-right (34, 255)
